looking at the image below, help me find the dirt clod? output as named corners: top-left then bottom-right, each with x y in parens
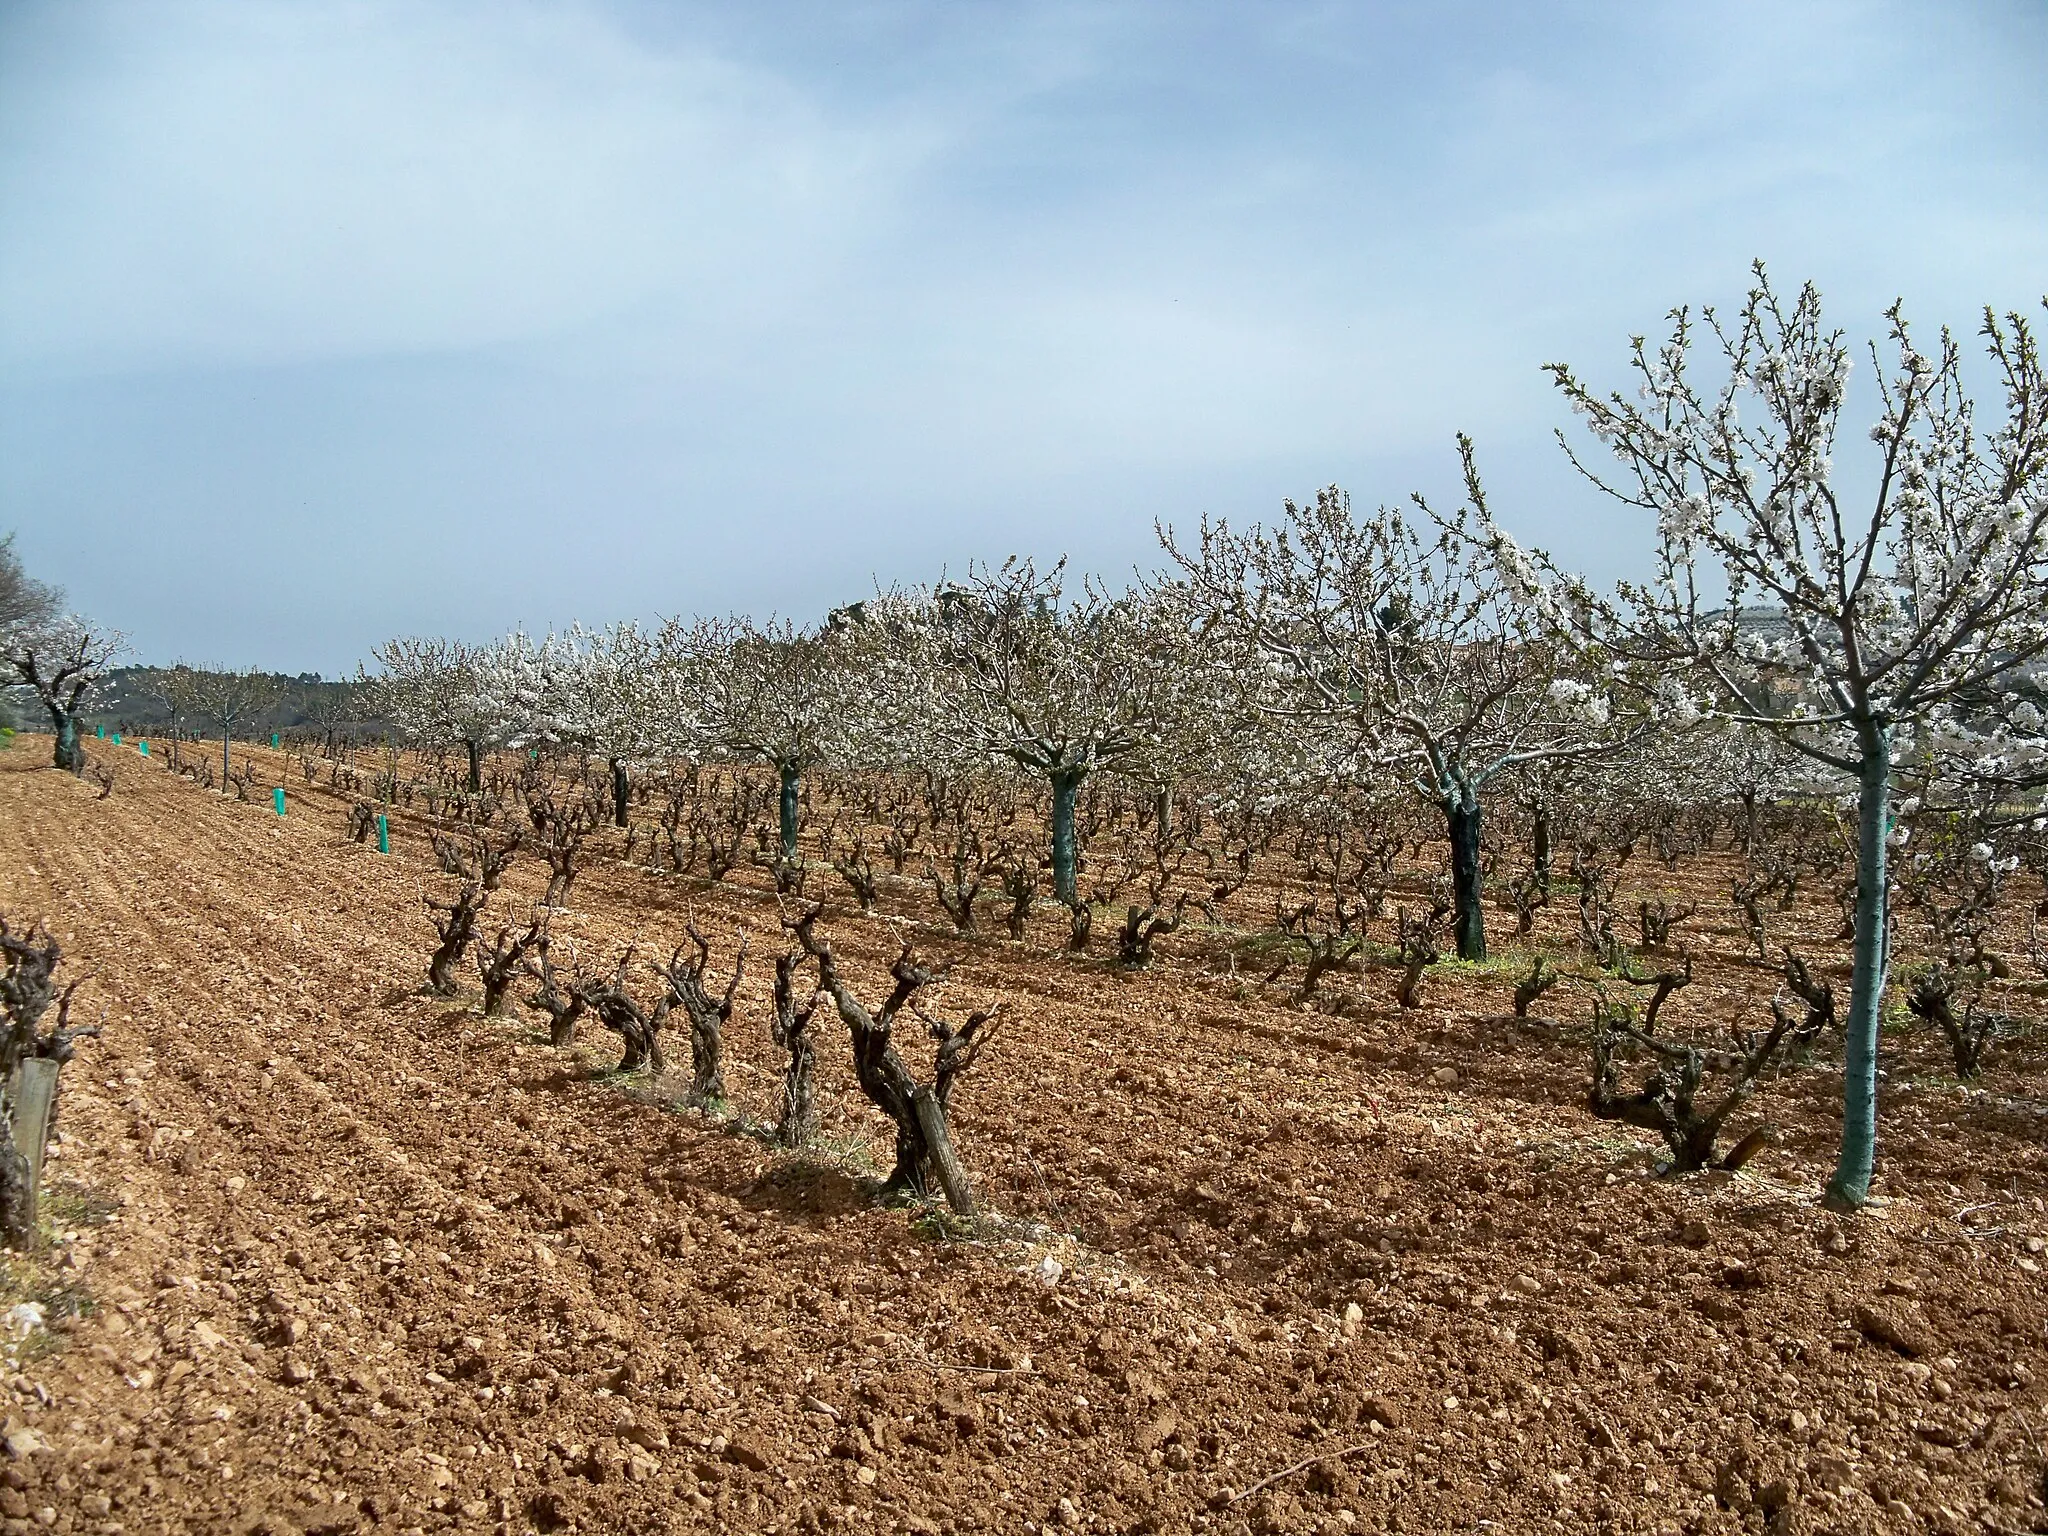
top-left (1854, 1301), bottom-right (1936, 1357)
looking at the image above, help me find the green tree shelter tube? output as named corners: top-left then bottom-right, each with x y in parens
top-left (1825, 727), bottom-right (1892, 1211)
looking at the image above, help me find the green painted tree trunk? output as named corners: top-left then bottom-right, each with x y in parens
top-left (1445, 793), bottom-right (1485, 962)
top-left (1050, 769), bottom-right (1082, 908)
top-left (1826, 727), bottom-right (1892, 1212)
top-left (465, 739), bottom-right (483, 794)
top-left (779, 761), bottom-right (801, 863)
top-left (52, 712), bottom-right (82, 773)
top-left (610, 758), bottom-right (630, 829)
top-left (221, 729), bottom-right (232, 785)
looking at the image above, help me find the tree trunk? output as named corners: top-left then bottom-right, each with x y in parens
top-left (465, 738), bottom-right (482, 793)
top-left (51, 711), bottom-right (83, 774)
top-left (0, 1059), bottom-right (60, 1246)
top-left (1050, 768), bottom-right (1082, 907)
top-left (1445, 793), bottom-right (1485, 962)
top-left (803, 931), bottom-right (981, 1217)
top-left (0, 1143), bottom-right (30, 1249)
top-left (1531, 804), bottom-right (1552, 894)
top-left (1153, 784), bottom-right (1174, 840)
top-left (778, 1033), bottom-right (817, 1149)
top-left (222, 727), bottom-right (233, 787)
top-left (1825, 728), bottom-right (1891, 1212)
top-left (428, 907), bottom-right (477, 996)
top-left (610, 758), bottom-right (630, 830)
top-left (845, 1022), bottom-right (935, 1199)
top-left (912, 1087), bottom-right (977, 1219)
top-left (686, 1009), bottom-right (724, 1106)
top-left (545, 995), bottom-right (583, 1048)
top-left (779, 761), bottom-right (801, 863)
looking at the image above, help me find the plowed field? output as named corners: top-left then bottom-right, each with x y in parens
top-left (2, 737), bottom-right (2045, 1536)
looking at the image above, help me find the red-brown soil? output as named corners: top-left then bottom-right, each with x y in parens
top-left (2, 736), bottom-right (2045, 1536)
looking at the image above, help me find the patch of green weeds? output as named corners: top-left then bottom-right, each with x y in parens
top-left (775, 1142), bottom-right (875, 1181)
top-left (1228, 928), bottom-right (1303, 965)
top-left (0, 1182), bottom-right (111, 1367)
top-left (908, 1205), bottom-right (979, 1243)
top-left (1432, 945), bottom-right (1574, 982)
top-left (42, 1179), bottom-right (117, 1233)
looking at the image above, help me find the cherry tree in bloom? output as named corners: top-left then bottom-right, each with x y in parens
top-left (875, 560), bottom-right (1221, 909)
top-left (1165, 455), bottom-right (1638, 962)
top-left (1485, 264), bottom-right (2048, 1209)
top-left (367, 637), bottom-right (512, 792)
top-left (476, 624), bottom-right (662, 823)
top-left (0, 537), bottom-right (123, 774)
top-left (668, 614), bottom-right (874, 863)
top-left (3, 615), bottom-right (123, 774)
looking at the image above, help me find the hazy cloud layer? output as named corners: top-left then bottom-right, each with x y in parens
top-left (3, 0), bottom-right (2043, 670)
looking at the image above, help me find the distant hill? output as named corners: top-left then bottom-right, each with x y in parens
top-left (73, 667), bottom-right (388, 739)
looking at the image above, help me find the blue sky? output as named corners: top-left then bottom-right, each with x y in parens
top-left (2, 0), bottom-right (2043, 673)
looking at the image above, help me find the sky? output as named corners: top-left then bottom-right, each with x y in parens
top-left (1, 0), bottom-right (2044, 675)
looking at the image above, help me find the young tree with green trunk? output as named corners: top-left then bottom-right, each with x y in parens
top-left (177, 667), bottom-right (286, 785)
top-left (135, 665), bottom-right (199, 765)
top-left (299, 679), bottom-right (360, 758)
top-left (1488, 265), bottom-right (2048, 1211)
top-left (1164, 462), bottom-right (1633, 962)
